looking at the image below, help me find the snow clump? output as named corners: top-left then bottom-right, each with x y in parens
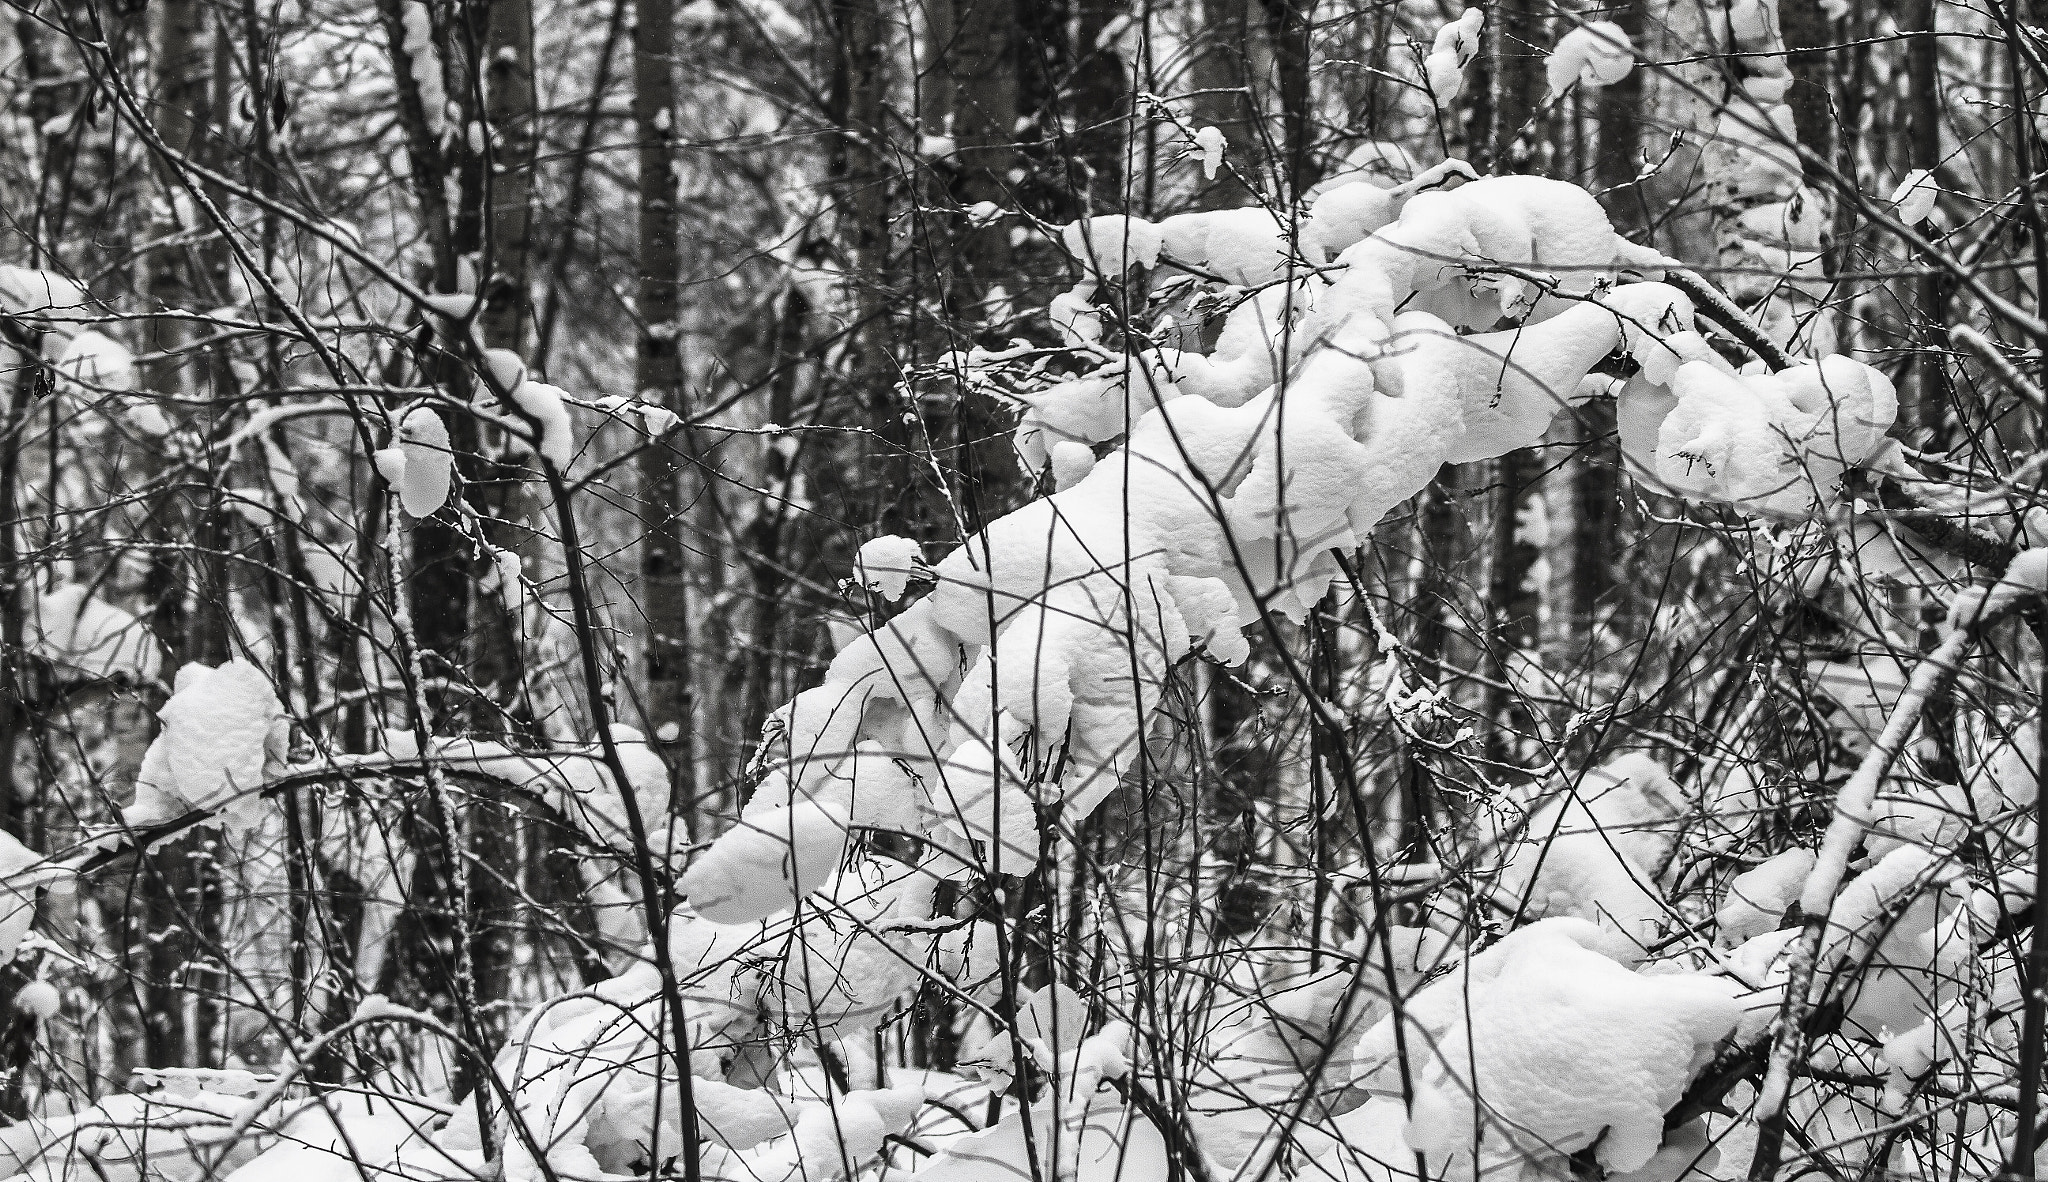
top-left (1546, 21), bottom-right (1634, 98)
top-left (1348, 919), bottom-right (1745, 1181)
top-left (1424, 9), bottom-right (1486, 103)
top-left (395, 406), bottom-right (453, 517)
top-left (853, 534), bottom-right (927, 601)
top-left (127, 660), bottom-right (288, 833)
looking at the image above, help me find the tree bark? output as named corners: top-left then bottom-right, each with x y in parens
top-left (1574, 0), bottom-right (1646, 639)
top-left (133, 0), bottom-right (222, 1072)
top-left (468, 0), bottom-right (542, 1061)
top-left (634, 0), bottom-right (699, 810)
top-left (1479, 1), bottom-right (1546, 767)
top-left (1185, 0), bottom-right (1255, 210)
top-left (1904, 0), bottom-right (1951, 435)
top-left (923, 0), bottom-right (1023, 529)
top-left (1261, 0), bottom-right (1317, 200)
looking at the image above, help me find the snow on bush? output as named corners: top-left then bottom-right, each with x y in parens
top-left (29, 585), bottom-right (162, 684)
top-left (1347, 919), bottom-right (1745, 1180)
top-left (1423, 9), bottom-right (1485, 104)
top-left (1546, 21), bottom-right (1634, 98)
top-left (394, 406), bottom-right (453, 517)
top-left (5, 23), bottom-right (2030, 1171)
top-left (127, 660), bottom-right (289, 833)
top-left (708, 171), bottom-right (1903, 928)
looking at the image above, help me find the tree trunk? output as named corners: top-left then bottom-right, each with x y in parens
top-left (468, 0), bottom-right (542, 1060)
top-left (1904, 0), bottom-right (1951, 435)
top-left (1478, 1), bottom-right (1546, 768)
top-left (1070, 0), bottom-right (1130, 213)
top-left (1573, 0), bottom-right (1646, 641)
top-left (0, 325), bottom-right (39, 841)
top-left (133, 0), bottom-right (222, 1072)
top-left (633, 0), bottom-right (699, 819)
top-left (1185, 0), bottom-right (1255, 210)
top-left (1780, 0), bottom-right (1836, 189)
top-left (1261, 0), bottom-right (1316, 200)
top-left (923, 0), bottom-right (1023, 529)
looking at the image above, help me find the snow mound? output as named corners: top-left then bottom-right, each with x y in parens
top-left (854, 535), bottom-right (927, 602)
top-left (1349, 919), bottom-right (1744, 1180)
top-left (30, 585), bottom-right (161, 684)
top-left (395, 406), bottom-right (453, 517)
top-left (1546, 21), bottom-right (1633, 98)
top-left (680, 800), bottom-right (850, 923)
top-left (127, 660), bottom-right (287, 833)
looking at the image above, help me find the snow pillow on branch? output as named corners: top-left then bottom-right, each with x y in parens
top-left (1890, 169), bottom-right (1941, 225)
top-left (1348, 919), bottom-right (1744, 1182)
top-left (54, 330), bottom-right (136, 397)
top-left (0, 264), bottom-right (93, 329)
top-left (679, 800), bottom-right (850, 923)
top-left (1191, 125), bottom-right (1227, 179)
top-left (30, 585), bottom-right (162, 684)
top-left (395, 406), bottom-right (454, 517)
top-left (852, 535), bottom-right (930, 602)
top-left (0, 828), bottom-right (65, 963)
top-left (483, 347), bottom-right (577, 469)
top-left (1423, 9), bottom-right (1485, 104)
top-left (1647, 355), bottom-right (1898, 517)
top-left (1546, 21), bottom-right (1633, 99)
top-left (1059, 215), bottom-right (1164, 279)
top-left (126, 660), bottom-right (289, 835)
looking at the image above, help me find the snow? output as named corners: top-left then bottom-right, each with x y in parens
top-left (1648, 356), bottom-right (1898, 515)
top-left (372, 447), bottom-right (406, 487)
top-left (0, 828), bottom-right (47, 963)
top-left (1011, 354), bottom-right (1175, 472)
top-left (754, 861), bottom-right (942, 1039)
top-left (14, 980), bottom-right (59, 1021)
top-left (1424, 9), bottom-right (1485, 104)
top-left (487, 546), bottom-right (524, 615)
top-left (1158, 207), bottom-right (1288, 285)
top-left (1546, 21), bottom-right (1633, 98)
top-left (0, 265), bottom-right (92, 325)
top-left (125, 401), bottom-right (173, 437)
top-left (30, 585), bottom-right (162, 684)
top-left (1298, 160), bottom-right (1479, 263)
top-left (913, 1027), bottom-right (1152, 1181)
top-left (220, 1095), bottom-right (442, 1182)
top-left (421, 292), bottom-right (475, 322)
top-left (127, 660), bottom-right (287, 834)
top-left (549, 726), bottom-right (672, 852)
top-left (679, 800), bottom-right (850, 923)
top-left (510, 379), bottom-right (576, 469)
top-left (1957, 547), bottom-right (2048, 628)
top-left (16, 0), bottom-right (2017, 1173)
top-left (1047, 285), bottom-right (1102, 346)
top-left (700, 1085), bottom-right (924, 1181)
top-left (1192, 125), bottom-right (1226, 180)
top-left (1049, 441), bottom-right (1095, 489)
top-left (1716, 848), bottom-right (1816, 946)
top-left (854, 535), bottom-right (927, 601)
top-left (0, 1085), bottom-right (274, 1182)
top-left (394, 406), bottom-right (453, 517)
top-left (55, 330), bottom-right (135, 396)
top-left (1060, 216), bottom-right (1163, 277)
top-left (1348, 919), bottom-right (1744, 1180)
top-left (399, 2), bottom-right (444, 136)
top-left (1890, 168), bottom-right (1939, 225)
top-left (635, 399), bottom-right (680, 436)
top-left (710, 171), bottom-right (1831, 914)
top-left (1490, 755), bottom-right (1684, 955)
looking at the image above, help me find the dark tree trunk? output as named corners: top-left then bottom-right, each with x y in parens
top-left (634, 0), bottom-right (699, 812)
top-left (1479, 1), bottom-right (1547, 767)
